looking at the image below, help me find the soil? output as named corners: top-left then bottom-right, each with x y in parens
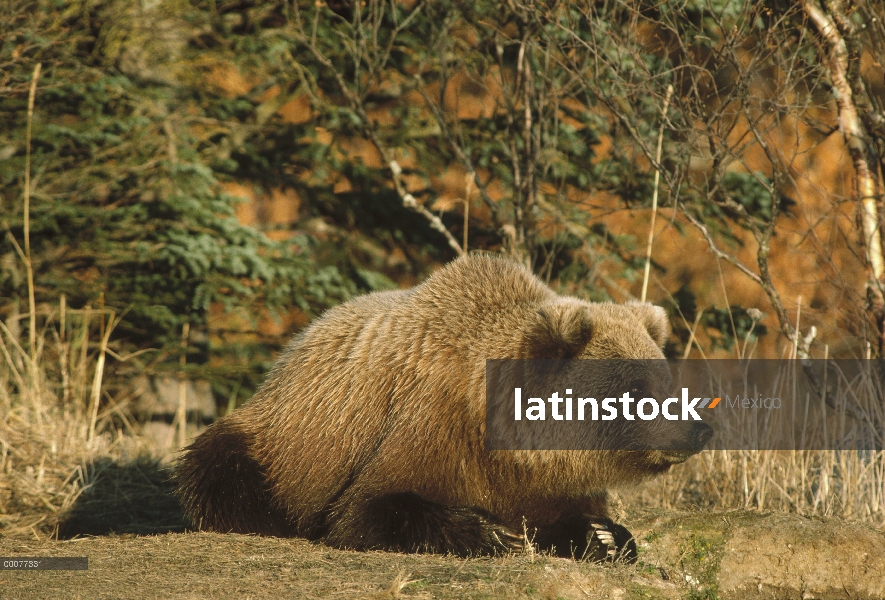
top-left (1, 509), bottom-right (883, 599)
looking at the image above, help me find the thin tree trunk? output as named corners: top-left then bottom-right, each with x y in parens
top-left (804, 0), bottom-right (885, 350)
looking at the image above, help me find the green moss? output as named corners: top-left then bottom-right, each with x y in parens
top-left (678, 530), bottom-right (726, 600)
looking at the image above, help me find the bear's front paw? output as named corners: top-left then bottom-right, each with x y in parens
top-left (446, 506), bottom-right (525, 556)
top-left (585, 520), bottom-right (637, 564)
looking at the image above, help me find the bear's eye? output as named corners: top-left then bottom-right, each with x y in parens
top-left (628, 381), bottom-right (647, 397)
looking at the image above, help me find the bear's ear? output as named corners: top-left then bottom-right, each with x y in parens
top-left (524, 301), bottom-right (594, 359)
top-left (629, 303), bottom-right (670, 348)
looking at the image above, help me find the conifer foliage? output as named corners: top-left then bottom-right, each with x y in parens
top-left (0, 0), bottom-right (359, 399)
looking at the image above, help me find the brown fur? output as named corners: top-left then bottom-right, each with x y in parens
top-left (175, 254), bottom-right (706, 560)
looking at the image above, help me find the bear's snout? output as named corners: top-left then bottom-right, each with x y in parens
top-left (689, 421), bottom-right (714, 452)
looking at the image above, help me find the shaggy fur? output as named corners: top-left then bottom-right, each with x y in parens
top-left (175, 254), bottom-right (709, 561)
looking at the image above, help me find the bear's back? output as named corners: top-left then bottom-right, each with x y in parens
top-left (282, 254), bottom-right (554, 374)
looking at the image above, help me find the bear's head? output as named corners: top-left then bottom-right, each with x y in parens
top-left (525, 299), bottom-right (668, 361)
top-left (520, 299), bottom-right (713, 477)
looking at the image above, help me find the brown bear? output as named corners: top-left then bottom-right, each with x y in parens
top-left (174, 254), bottom-right (712, 561)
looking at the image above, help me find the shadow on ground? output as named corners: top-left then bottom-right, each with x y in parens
top-left (57, 457), bottom-right (190, 538)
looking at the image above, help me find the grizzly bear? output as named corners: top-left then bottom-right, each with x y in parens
top-left (175, 254), bottom-right (712, 562)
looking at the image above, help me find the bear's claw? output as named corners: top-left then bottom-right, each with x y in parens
top-left (492, 528), bottom-right (526, 552)
top-left (586, 520), bottom-right (637, 564)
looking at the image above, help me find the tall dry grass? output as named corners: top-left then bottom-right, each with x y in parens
top-left (628, 335), bottom-right (885, 529)
top-left (0, 302), bottom-right (157, 539)
top-left (629, 447), bottom-right (885, 526)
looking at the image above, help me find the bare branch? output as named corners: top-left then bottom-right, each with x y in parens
top-left (413, 83), bottom-right (502, 226)
top-left (680, 208), bottom-right (765, 289)
top-left (291, 4), bottom-right (464, 256)
top-left (388, 160), bottom-right (464, 255)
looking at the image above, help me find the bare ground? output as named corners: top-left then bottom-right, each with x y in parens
top-left (1, 509), bottom-right (883, 599)
top-left (2, 455), bottom-right (884, 598)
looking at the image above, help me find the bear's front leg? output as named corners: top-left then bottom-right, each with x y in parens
top-left (323, 492), bottom-right (524, 556)
top-left (534, 513), bottom-right (637, 563)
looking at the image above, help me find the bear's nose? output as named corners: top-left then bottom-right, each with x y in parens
top-left (689, 422), bottom-right (714, 451)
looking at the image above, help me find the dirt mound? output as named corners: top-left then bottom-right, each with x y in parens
top-left (633, 510), bottom-right (885, 599)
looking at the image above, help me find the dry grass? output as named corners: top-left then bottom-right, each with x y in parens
top-left (0, 531), bottom-right (669, 600)
top-left (626, 358), bottom-right (885, 528)
top-left (627, 448), bottom-right (885, 527)
top-left (0, 303), bottom-right (161, 539)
